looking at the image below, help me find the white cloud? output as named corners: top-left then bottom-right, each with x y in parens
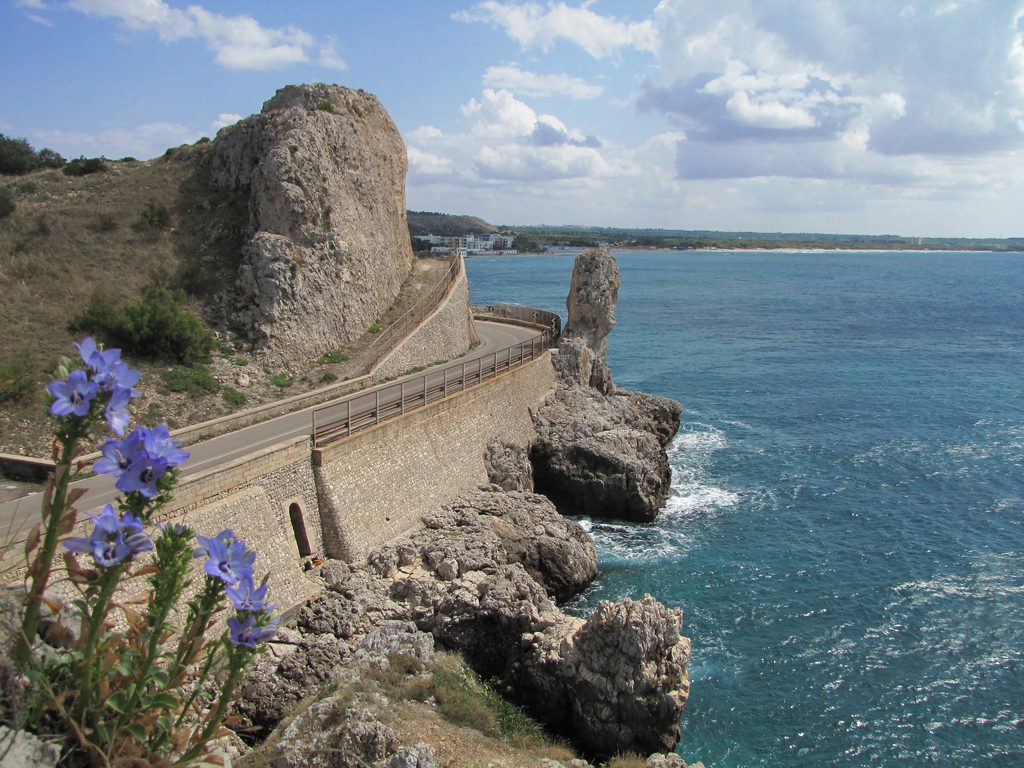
top-left (317, 36), bottom-right (348, 71)
top-left (483, 63), bottom-right (603, 99)
top-left (34, 121), bottom-right (200, 160)
top-left (455, 1), bottom-right (655, 58)
top-left (408, 88), bottom-right (616, 187)
top-left (67, 0), bottom-right (341, 71)
top-left (461, 88), bottom-right (540, 138)
top-left (212, 113), bottom-right (242, 132)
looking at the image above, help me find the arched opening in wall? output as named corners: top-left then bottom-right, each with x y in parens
top-left (289, 503), bottom-right (312, 558)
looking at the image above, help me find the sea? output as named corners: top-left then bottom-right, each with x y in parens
top-left (465, 249), bottom-right (1024, 768)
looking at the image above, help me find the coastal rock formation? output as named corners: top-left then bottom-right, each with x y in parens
top-left (484, 440), bottom-right (534, 492)
top-left (531, 248), bottom-right (682, 522)
top-left (522, 596), bottom-right (692, 757)
top-left (209, 83), bottom-right (414, 366)
top-left (237, 486), bottom-right (689, 759)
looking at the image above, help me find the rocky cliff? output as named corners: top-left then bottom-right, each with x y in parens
top-left (531, 248), bottom-right (682, 522)
top-left (238, 485), bottom-right (690, 762)
top-left (208, 83), bottom-right (414, 366)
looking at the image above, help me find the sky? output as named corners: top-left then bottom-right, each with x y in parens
top-left (2, 1), bottom-right (1023, 238)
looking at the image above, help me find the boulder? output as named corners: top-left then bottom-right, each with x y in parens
top-left (484, 440), bottom-right (534, 492)
top-left (448, 487), bottom-right (597, 601)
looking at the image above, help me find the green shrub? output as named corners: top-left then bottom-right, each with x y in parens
top-left (71, 272), bottom-right (216, 365)
top-left (63, 156), bottom-right (105, 176)
top-left (222, 386), bottom-right (247, 407)
top-left (230, 356), bottom-right (248, 367)
top-left (132, 201), bottom-right (171, 232)
top-left (0, 355), bottom-right (37, 403)
top-left (36, 147), bottom-right (64, 168)
top-left (160, 366), bottom-right (221, 395)
top-left (0, 135), bottom-right (64, 175)
top-left (319, 371), bottom-right (338, 384)
top-left (270, 372), bottom-right (293, 388)
top-left (16, 180), bottom-right (37, 194)
top-left (89, 213), bottom-right (118, 232)
top-left (316, 99), bottom-right (334, 113)
top-left (368, 322), bottom-right (381, 334)
top-left (0, 187), bottom-right (14, 219)
top-left (0, 135), bottom-right (38, 175)
top-left (316, 350), bottom-right (349, 365)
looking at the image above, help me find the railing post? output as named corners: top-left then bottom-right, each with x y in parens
top-left (312, 409), bottom-right (317, 446)
top-left (424, 373), bottom-right (428, 404)
top-left (461, 362), bottom-right (466, 391)
top-left (347, 400), bottom-right (352, 437)
top-left (401, 381), bottom-right (406, 414)
top-left (375, 390), bottom-right (380, 425)
top-left (444, 368), bottom-right (448, 397)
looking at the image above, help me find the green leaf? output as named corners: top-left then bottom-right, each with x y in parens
top-left (107, 691), bottom-right (129, 714)
top-left (124, 723), bottom-right (148, 742)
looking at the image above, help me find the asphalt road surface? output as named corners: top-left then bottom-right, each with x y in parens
top-left (0, 319), bottom-right (540, 543)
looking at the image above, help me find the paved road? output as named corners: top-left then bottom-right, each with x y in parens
top-left (0, 319), bottom-right (540, 542)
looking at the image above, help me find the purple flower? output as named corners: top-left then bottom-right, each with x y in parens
top-left (194, 530), bottom-right (254, 586)
top-left (226, 575), bottom-right (271, 612)
top-left (64, 504), bottom-right (152, 568)
top-left (48, 369), bottom-right (98, 418)
top-left (76, 337), bottom-right (127, 387)
top-left (228, 612), bottom-right (278, 647)
top-left (104, 386), bottom-right (133, 437)
top-left (142, 424), bottom-right (189, 468)
top-left (93, 425), bottom-right (188, 498)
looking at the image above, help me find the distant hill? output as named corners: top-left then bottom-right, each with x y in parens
top-left (407, 211), bottom-right (497, 236)
top-left (500, 225), bottom-right (1024, 252)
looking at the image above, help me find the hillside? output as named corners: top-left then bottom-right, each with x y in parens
top-left (407, 210), bottom-right (497, 236)
top-left (0, 85), bottom-right (462, 458)
top-left (501, 224), bottom-right (1024, 252)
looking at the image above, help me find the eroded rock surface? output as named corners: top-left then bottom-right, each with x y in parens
top-left (209, 83), bottom-right (414, 366)
top-left (531, 249), bottom-right (682, 522)
top-left (237, 487), bottom-right (689, 759)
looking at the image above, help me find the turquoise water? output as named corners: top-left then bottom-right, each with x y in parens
top-left (465, 250), bottom-right (1024, 767)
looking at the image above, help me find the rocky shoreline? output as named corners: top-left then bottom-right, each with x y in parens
top-left (231, 248), bottom-right (696, 767)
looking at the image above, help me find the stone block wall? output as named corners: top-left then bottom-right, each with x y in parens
top-left (157, 436), bottom-right (324, 610)
top-left (314, 352), bottom-right (556, 561)
top-left (372, 267), bottom-right (478, 380)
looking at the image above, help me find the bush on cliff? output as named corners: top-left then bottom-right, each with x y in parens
top-left (71, 271), bottom-right (216, 365)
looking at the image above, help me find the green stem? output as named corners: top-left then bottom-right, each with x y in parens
top-left (73, 565), bottom-right (123, 723)
top-left (17, 435), bottom-right (79, 666)
top-left (172, 643), bottom-right (250, 767)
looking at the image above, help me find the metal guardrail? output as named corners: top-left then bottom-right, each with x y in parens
top-left (365, 255), bottom-right (463, 369)
top-left (475, 304), bottom-right (562, 338)
top-left (312, 327), bottom-right (557, 449)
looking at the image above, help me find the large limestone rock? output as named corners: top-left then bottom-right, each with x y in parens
top-left (562, 250), bottom-right (620, 394)
top-left (209, 83), bottom-right (414, 366)
top-left (531, 249), bottom-right (682, 522)
top-left (522, 597), bottom-right (692, 759)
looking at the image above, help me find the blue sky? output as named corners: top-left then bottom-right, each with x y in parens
top-left (3, 0), bottom-right (1023, 237)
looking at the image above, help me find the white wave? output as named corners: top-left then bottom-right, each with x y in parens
top-left (662, 425), bottom-right (739, 519)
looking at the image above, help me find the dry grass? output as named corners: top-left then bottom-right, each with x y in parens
top-left (236, 651), bottom-right (579, 768)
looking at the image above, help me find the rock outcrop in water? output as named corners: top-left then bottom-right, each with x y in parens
top-left (208, 83), bottom-right (414, 366)
top-left (531, 248), bottom-right (682, 522)
top-left (237, 485), bottom-right (690, 760)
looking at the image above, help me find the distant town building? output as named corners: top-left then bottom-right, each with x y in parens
top-left (415, 232), bottom-right (517, 255)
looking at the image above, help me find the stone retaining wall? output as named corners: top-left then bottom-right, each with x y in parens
top-left (372, 266), bottom-right (478, 380)
top-left (314, 352), bottom-right (556, 561)
top-left (157, 437), bottom-right (324, 610)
